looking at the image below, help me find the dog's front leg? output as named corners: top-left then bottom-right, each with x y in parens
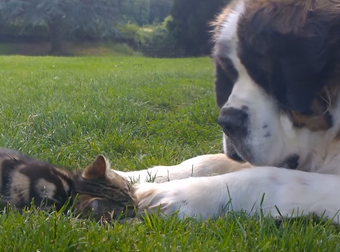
top-left (114, 153), bottom-right (251, 183)
top-left (135, 167), bottom-right (340, 222)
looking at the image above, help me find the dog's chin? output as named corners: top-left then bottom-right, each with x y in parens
top-left (277, 154), bottom-right (299, 169)
top-left (226, 139), bottom-right (299, 169)
top-left (226, 150), bottom-right (245, 162)
top-left (225, 140), bottom-right (246, 163)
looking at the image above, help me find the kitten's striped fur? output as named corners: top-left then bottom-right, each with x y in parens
top-left (0, 148), bottom-right (136, 220)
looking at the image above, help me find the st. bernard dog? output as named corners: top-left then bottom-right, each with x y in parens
top-left (115, 0), bottom-right (340, 222)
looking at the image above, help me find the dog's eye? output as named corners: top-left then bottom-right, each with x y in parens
top-left (249, 67), bottom-right (268, 86)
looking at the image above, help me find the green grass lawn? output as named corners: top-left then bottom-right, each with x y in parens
top-left (0, 55), bottom-right (340, 251)
top-left (0, 42), bottom-right (139, 56)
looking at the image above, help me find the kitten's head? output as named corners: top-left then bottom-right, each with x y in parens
top-left (74, 155), bottom-right (137, 220)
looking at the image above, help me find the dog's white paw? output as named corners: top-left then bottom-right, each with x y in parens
top-left (134, 176), bottom-right (229, 220)
top-left (133, 167), bottom-right (340, 223)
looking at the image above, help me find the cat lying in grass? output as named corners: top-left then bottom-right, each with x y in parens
top-left (0, 148), bottom-right (137, 220)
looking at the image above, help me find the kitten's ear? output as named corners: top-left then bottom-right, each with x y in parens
top-left (82, 155), bottom-right (109, 180)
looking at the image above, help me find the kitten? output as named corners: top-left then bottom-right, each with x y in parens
top-left (0, 148), bottom-right (137, 220)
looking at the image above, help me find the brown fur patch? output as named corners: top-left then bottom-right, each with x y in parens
top-left (242, 0), bottom-right (340, 35)
top-left (288, 83), bottom-right (340, 131)
top-left (236, 0), bottom-right (340, 56)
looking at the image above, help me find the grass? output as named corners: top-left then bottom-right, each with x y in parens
top-left (0, 42), bottom-right (140, 56)
top-left (0, 55), bottom-right (340, 251)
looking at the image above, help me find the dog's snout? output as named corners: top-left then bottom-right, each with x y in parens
top-left (217, 107), bottom-right (248, 135)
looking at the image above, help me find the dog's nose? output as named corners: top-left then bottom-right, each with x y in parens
top-left (217, 107), bottom-right (248, 135)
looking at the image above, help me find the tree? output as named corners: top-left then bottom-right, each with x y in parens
top-left (149, 0), bottom-right (172, 24)
top-left (0, 0), bottom-right (121, 54)
top-left (167, 0), bottom-right (230, 56)
top-left (120, 0), bottom-right (172, 26)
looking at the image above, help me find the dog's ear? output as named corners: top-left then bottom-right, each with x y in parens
top-left (242, 1), bottom-right (339, 112)
top-left (213, 56), bottom-right (238, 108)
top-left (270, 29), bottom-right (333, 112)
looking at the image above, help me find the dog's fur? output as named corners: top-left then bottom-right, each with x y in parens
top-left (116, 0), bottom-right (340, 222)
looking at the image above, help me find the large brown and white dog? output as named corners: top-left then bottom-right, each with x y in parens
top-left (116, 0), bottom-right (340, 221)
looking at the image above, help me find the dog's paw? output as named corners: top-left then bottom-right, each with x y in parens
top-left (134, 177), bottom-right (228, 220)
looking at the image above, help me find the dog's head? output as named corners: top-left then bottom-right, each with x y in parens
top-left (212, 0), bottom-right (340, 169)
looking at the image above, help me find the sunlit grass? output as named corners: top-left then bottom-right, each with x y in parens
top-left (0, 56), bottom-right (339, 251)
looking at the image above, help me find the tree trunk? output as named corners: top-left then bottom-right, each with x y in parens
top-left (47, 17), bottom-right (64, 55)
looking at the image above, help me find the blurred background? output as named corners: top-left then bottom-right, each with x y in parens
top-left (0, 0), bottom-right (230, 57)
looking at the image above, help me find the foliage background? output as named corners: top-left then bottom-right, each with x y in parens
top-left (0, 0), bottom-right (230, 56)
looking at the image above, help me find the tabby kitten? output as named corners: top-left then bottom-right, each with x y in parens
top-left (0, 148), bottom-right (137, 220)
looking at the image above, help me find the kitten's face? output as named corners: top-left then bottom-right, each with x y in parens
top-left (75, 155), bottom-right (137, 220)
top-left (75, 195), bottom-right (136, 221)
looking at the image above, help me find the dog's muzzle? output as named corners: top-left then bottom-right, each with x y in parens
top-left (217, 107), bottom-right (248, 137)
top-left (217, 106), bottom-right (249, 162)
